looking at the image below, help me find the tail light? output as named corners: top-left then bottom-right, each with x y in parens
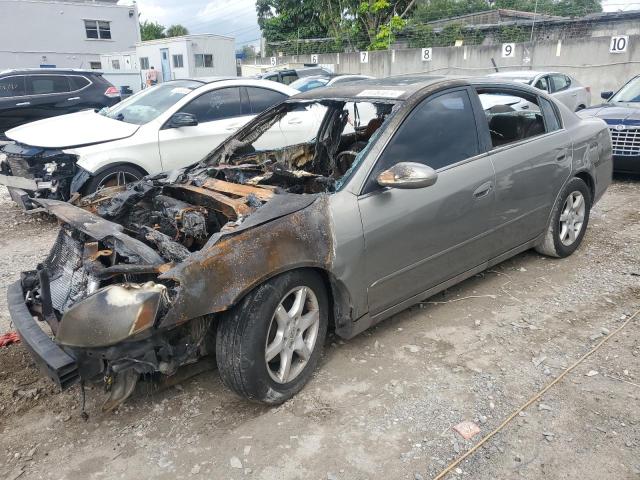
top-left (104, 86), bottom-right (120, 98)
top-left (586, 86), bottom-right (591, 93)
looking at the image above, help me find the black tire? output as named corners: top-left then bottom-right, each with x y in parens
top-left (535, 177), bottom-right (591, 258)
top-left (216, 270), bottom-right (328, 404)
top-left (83, 164), bottom-right (146, 195)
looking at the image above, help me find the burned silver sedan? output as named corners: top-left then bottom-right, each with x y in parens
top-left (8, 76), bottom-right (612, 410)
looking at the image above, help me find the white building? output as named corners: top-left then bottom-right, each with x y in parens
top-left (0, 0), bottom-right (140, 70)
top-left (135, 35), bottom-right (237, 82)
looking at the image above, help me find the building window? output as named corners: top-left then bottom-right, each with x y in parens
top-left (172, 54), bottom-right (184, 68)
top-left (194, 54), bottom-right (213, 68)
top-left (89, 61), bottom-right (102, 70)
top-left (85, 20), bottom-right (111, 40)
top-left (111, 59), bottom-right (120, 70)
top-left (140, 57), bottom-right (149, 70)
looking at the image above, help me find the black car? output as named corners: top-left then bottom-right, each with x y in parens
top-left (578, 75), bottom-right (640, 173)
top-left (0, 69), bottom-right (121, 139)
top-left (257, 66), bottom-right (333, 85)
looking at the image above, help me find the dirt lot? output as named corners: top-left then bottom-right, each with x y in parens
top-left (0, 179), bottom-right (638, 480)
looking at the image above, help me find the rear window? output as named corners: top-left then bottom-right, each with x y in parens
top-left (26, 75), bottom-right (70, 95)
top-left (0, 76), bottom-right (26, 98)
top-left (68, 75), bottom-right (91, 91)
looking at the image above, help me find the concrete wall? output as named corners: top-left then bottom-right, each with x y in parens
top-left (0, 0), bottom-right (140, 70)
top-left (256, 35), bottom-right (640, 97)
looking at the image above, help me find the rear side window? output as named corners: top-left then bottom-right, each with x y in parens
top-left (280, 72), bottom-right (298, 85)
top-left (26, 75), bottom-right (70, 95)
top-left (477, 89), bottom-right (547, 148)
top-left (0, 76), bottom-right (26, 98)
top-left (68, 76), bottom-right (90, 91)
top-left (246, 87), bottom-right (287, 114)
top-left (539, 97), bottom-right (561, 132)
top-left (180, 87), bottom-right (242, 122)
top-left (375, 89), bottom-right (479, 174)
top-left (551, 74), bottom-right (570, 92)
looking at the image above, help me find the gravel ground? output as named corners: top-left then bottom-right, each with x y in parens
top-left (0, 179), bottom-right (638, 480)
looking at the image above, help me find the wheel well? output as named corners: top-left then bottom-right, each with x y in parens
top-left (575, 171), bottom-right (595, 200)
top-left (93, 162), bottom-right (149, 177)
top-left (311, 267), bottom-right (353, 335)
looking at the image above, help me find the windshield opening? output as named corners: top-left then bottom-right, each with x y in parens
top-left (192, 99), bottom-right (397, 194)
top-left (610, 76), bottom-right (640, 103)
top-left (100, 80), bottom-right (202, 124)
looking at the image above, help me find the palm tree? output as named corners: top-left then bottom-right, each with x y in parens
top-left (166, 24), bottom-right (189, 37)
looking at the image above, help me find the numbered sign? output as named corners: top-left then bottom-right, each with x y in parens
top-left (360, 51), bottom-right (369, 64)
top-left (270, 56), bottom-right (277, 66)
top-left (501, 43), bottom-right (515, 58)
top-left (610, 35), bottom-right (628, 53)
top-left (421, 48), bottom-right (432, 62)
top-left (310, 54), bottom-right (318, 64)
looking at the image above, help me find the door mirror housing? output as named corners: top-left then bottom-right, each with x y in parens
top-left (377, 162), bottom-right (438, 190)
top-left (167, 112), bottom-right (198, 128)
top-left (600, 91), bottom-right (613, 100)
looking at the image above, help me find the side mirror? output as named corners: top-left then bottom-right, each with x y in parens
top-left (377, 162), bottom-right (438, 190)
top-left (167, 112), bottom-right (198, 128)
top-left (601, 91), bottom-right (613, 100)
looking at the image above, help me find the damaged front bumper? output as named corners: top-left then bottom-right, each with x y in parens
top-left (7, 279), bottom-right (80, 389)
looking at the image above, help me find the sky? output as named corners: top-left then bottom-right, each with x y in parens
top-left (118, 0), bottom-right (640, 51)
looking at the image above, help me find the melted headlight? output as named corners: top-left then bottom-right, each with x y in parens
top-left (56, 282), bottom-right (167, 348)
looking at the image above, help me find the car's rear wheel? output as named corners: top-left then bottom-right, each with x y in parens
top-left (535, 177), bottom-right (591, 258)
top-left (83, 164), bottom-right (146, 195)
top-left (216, 270), bottom-right (328, 404)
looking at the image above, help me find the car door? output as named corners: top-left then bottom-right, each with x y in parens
top-left (357, 88), bottom-right (496, 316)
top-left (477, 88), bottom-right (572, 257)
top-left (550, 74), bottom-right (576, 111)
top-left (66, 75), bottom-right (92, 112)
top-left (158, 86), bottom-right (253, 171)
top-left (0, 75), bottom-right (27, 135)
top-left (23, 75), bottom-right (72, 122)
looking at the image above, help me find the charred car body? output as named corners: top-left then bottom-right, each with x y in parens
top-left (8, 76), bottom-right (612, 409)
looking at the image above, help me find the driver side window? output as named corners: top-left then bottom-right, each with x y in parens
top-left (534, 76), bottom-right (550, 93)
top-left (366, 89), bottom-right (480, 193)
top-left (180, 87), bottom-right (242, 123)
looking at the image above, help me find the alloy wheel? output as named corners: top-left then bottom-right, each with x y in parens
top-left (265, 286), bottom-right (320, 384)
top-left (559, 191), bottom-right (586, 246)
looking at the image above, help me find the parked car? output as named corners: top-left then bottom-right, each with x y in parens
top-left (290, 74), bottom-right (373, 92)
top-left (257, 66), bottom-right (333, 85)
top-left (577, 75), bottom-right (640, 173)
top-left (0, 78), bottom-right (300, 209)
top-left (0, 68), bottom-right (120, 139)
top-left (8, 76), bottom-right (611, 410)
top-left (487, 70), bottom-right (591, 111)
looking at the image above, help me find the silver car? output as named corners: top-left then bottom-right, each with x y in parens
top-left (8, 76), bottom-right (612, 410)
top-left (488, 70), bottom-right (592, 111)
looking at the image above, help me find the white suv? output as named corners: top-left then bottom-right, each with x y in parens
top-left (0, 78), bottom-right (300, 208)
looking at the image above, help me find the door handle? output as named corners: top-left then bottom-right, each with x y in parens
top-left (556, 151), bottom-right (567, 161)
top-left (67, 97), bottom-right (80, 101)
top-left (225, 125), bottom-right (240, 131)
top-left (473, 181), bottom-right (493, 198)
top-left (15, 102), bottom-right (30, 106)
top-left (287, 118), bottom-right (303, 125)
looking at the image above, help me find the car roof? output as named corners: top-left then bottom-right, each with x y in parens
top-left (0, 68), bottom-right (102, 76)
top-left (292, 75), bottom-right (449, 101)
top-left (488, 70), bottom-right (563, 78)
top-left (291, 75), bottom-right (548, 102)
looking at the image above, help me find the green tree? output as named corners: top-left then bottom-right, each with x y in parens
top-left (166, 24), bottom-right (189, 37)
top-left (140, 20), bottom-right (166, 41)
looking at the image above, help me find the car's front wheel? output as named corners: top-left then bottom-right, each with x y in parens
top-left (216, 270), bottom-right (328, 404)
top-left (83, 164), bottom-right (146, 195)
top-left (536, 177), bottom-right (591, 258)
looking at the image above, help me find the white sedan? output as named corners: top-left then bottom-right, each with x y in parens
top-left (487, 71), bottom-right (591, 111)
top-left (0, 78), bottom-right (302, 207)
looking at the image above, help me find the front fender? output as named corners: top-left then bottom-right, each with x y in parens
top-left (158, 195), bottom-right (335, 327)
